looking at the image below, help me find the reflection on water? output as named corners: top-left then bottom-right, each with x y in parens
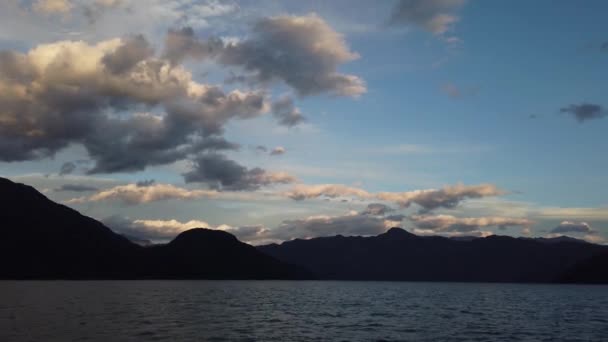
top-left (1, 281), bottom-right (607, 341)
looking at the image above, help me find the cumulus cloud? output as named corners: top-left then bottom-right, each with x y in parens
top-left (560, 103), bottom-right (606, 122)
top-left (551, 221), bottom-right (596, 234)
top-left (222, 14), bottom-right (365, 96)
top-left (409, 214), bottom-right (532, 233)
top-left (272, 96), bottom-right (305, 127)
top-left (67, 183), bottom-right (218, 205)
top-left (0, 36), bottom-right (274, 181)
top-left (54, 184), bottom-right (99, 192)
top-left (183, 153), bottom-right (296, 191)
top-left (270, 146), bottom-right (286, 156)
top-left (101, 34), bottom-right (154, 73)
top-left (163, 27), bottom-right (224, 65)
top-left (0, 13), bottom-right (365, 189)
top-left (33, 0), bottom-right (72, 14)
top-left (389, 0), bottom-right (466, 35)
top-left (167, 14), bottom-right (366, 97)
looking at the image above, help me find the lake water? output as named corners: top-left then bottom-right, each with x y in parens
top-left (1, 281), bottom-right (607, 341)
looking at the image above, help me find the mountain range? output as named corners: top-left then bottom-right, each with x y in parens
top-left (1, 177), bottom-right (606, 282)
top-left (0, 177), bottom-right (307, 279)
top-left (259, 227), bottom-right (608, 283)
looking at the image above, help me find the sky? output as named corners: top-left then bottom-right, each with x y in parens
top-left (1, 0), bottom-right (607, 245)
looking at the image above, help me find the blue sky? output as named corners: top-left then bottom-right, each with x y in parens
top-left (1, 0), bottom-right (607, 244)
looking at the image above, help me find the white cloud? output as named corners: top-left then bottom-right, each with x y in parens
top-left (66, 183), bottom-right (218, 205)
top-left (284, 182), bottom-right (505, 212)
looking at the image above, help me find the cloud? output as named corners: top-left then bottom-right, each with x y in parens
top-left (82, 0), bottom-right (126, 24)
top-left (271, 96), bottom-right (305, 127)
top-left (183, 153), bottom-right (296, 191)
top-left (101, 34), bottom-right (154, 73)
top-left (59, 162), bottom-right (77, 176)
top-left (389, 0), bottom-right (466, 35)
top-left (551, 221), bottom-right (596, 234)
top-left (284, 184), bottom-right (373, 201)
top-left (409, 214), bottom-right (532, 233)
top-left (411, 228), bottom-right (494, 238)
top-left (0, 36), bottom-right (270, 176)
top-left (0, 14), bottom-right (364, 186)
top-left (101, 196), bottom-right (410, 244)
top-left (264, 203), bottom-right (405, 242)
top-left (284, 183), bottom-right (504, 211)
top-left (376, 183), bottom-right (505, 211)
top-left (67, 183), bottom-right (218, 205)
top-left (33, 0), bottom-right (72, 14)
top-left (362, 203), bottom-right (395, 216)
top-left (103, 216), bottom-right (269, 243)
top-left (162, 27), bottom-right (224, 65)
top-left (222, 14), bottom-right (365, 96)
top-left (102, 216), bottom-right (213, 241)
top-left (135, 179), bottom-right (155, 187)
top-left (560, 103), bottom-right (607, 122)
top-left (170, 14), bottom-right (366, 97)
top-left (54, 184), bottom-right (99, 192)
top-left (270, 146), bottom-right (286, 156)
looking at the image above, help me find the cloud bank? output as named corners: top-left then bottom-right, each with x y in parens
top-left (285, 183), bottom-right (505, 212)
top-left (67, 183), bottom-right (218, 205)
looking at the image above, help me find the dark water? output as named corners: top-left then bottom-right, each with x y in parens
top-left (1, 281), bottom-right (607, 341)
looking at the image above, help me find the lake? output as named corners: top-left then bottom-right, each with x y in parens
top-left (1, 281), bottom-right (607, 341)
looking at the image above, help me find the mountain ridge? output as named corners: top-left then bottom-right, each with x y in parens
top-left (0, 177), bottom-right (307, 280)
top-left (258, 227), bottom-right (608, 283)
top-left (1, 177), bottom-right (606, 282)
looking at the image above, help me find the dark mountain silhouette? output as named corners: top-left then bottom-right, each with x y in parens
top-left (0, 177), bottom-right (307, 279)
top-left (559, 251), bottom-right (608, 284)
top-left (143, 229), bottom-right (310, 279)
top-left (1, 177), bottom-right (606, 282)
top-left (121, 234), bottom-right (153, 246)
top-left (258, 227), bottom-right (608, 283)
top-left (0, 177), bottom-right (139, 278)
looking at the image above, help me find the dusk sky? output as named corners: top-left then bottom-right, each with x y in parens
top-left (1, 0), bottom-right (607, 245)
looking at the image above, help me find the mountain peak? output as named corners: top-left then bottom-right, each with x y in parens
top-left (381, 227), bottom-right (416, 238)
top-left (169, 228), bottom-right (238, 246)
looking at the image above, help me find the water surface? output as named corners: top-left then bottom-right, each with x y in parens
top-left (1, 281), bottom-right (607, 341)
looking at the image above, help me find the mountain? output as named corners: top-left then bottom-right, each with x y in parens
top-left (559, 251), bottom-right (608, 284)
top-left (143, 229), bottom-right (310, 279)
top-left (258, 227), bottom-right (608, 283)
top-left (0, 177), bottom-right (140, 279)
top-left (2, 176), bottom-right (605, 282)
top-left (0, 177), bottom-right (307, 279)
top-left (121, 234), bottom-right (154, 246)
